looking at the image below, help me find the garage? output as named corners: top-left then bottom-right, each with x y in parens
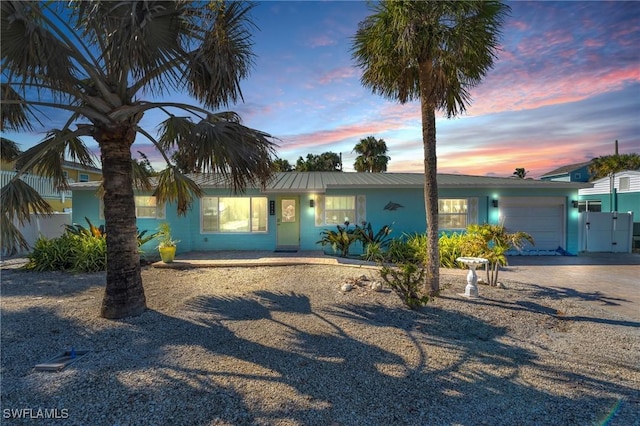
top-left (499, 197), bottom-right (566, 252)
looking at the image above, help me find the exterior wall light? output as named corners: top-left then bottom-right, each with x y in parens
top-left (309, 199), bottom-right (315, 208)
top-left (492, 199), bottom-right (499, 208)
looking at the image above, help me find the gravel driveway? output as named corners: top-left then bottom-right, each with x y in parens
top-left (1, 263), bottom-right (639, 425)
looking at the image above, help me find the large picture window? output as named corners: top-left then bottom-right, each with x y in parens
top-left (324, 196), bottom-right (356, 225)
top-left (100, 196), bottom-right (165, 219)
top-left (201, 197), bottom-right (267, 233)
top-left (439, 199), bottom-right (468, 230)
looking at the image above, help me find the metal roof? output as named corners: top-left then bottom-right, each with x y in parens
top-left (540, 161), bottom-right (592, 178)
top-left (71, 172), bottom-right (590, 192)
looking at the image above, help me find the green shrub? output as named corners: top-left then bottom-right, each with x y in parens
top-left (26, 219), bottom-right (159, 272)
top-left (317, 222), bottom-right (359, 257)
top-left (380, 263), bottom-right (429, 309)
top-left (439, 232), bottom-right (467, 269)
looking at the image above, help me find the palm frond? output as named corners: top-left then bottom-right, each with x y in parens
top-left (15, 129), bottom-right (96, 191)
top-left (1, 137), bottom-right (21, 162)
top-left (0, 84), bottom-right (37, 131)
top-left (187, 1), bottom-right (256, 109)
top-left (0, 178), bottom-right (53, 225)
top-left (153, 167), bottom-right (203, 216)
top-left (0, 213), bottom-right (29, 255)
top-left (1, 1), bottom-right (79, 96)
top-left (183, 115), bottom-right (277, 191)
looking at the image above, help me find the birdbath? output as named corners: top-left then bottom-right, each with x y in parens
top-left (456, 257), bottom-right (489, 299)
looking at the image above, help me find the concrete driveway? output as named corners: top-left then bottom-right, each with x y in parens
top-left (502, 253), bottom-right (640, 321)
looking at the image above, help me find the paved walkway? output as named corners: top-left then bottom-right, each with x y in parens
top-left (154, 251), bottom-right (640, 321)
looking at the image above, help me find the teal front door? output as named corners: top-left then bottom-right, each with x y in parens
top-left (276, 196), bottom-right (300, 248)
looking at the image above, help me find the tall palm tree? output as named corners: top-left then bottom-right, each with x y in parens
top-left (1, 1), bottom-right (276, 319)
top-left (352, 0), bottom-right (509, 295)
top-left (353, 135), bottom-right (390, 172)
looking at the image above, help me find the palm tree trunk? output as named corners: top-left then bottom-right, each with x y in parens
top-left (97, 128), bottom-right (146, 319)
top-left (419, 62), bottom-right (440, 296)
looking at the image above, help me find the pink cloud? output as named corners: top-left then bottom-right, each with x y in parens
top-left (317, 67), bottom-right (357, 85)
top-left (308, 35), bottom-right (337, 48)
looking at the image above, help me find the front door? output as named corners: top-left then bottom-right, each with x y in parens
top-left (276, 196), bottom-right (300, 249)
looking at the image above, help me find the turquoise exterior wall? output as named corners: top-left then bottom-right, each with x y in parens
top-left (580, 192), bottom-right (640, 221)
top-left (73, 184), bottom-right (583, 255)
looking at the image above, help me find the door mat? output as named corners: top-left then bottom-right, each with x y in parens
top-left (35, 350), bottom-right (89, 372)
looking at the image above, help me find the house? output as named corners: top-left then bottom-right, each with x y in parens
top-left (1, 160), bottom-right (102, 212)
top-left (71, 172), bottom-right (589, 256)
top-left (540, 161), bottom-right (592, 182)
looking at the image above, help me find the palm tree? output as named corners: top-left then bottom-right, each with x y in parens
top-left (513, 167), bottom-right (527, 179)
top-left (589, 153), bottom-right (640, 180)
top-left (1, 1), bottom-right (276, 319)
top-left (353, 135), bottom-right (390, 172)
top-left (352, 0), bottom-right (509, 295)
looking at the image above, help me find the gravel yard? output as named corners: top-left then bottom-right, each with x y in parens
top-left (1, 263), bottom-right (639, 425)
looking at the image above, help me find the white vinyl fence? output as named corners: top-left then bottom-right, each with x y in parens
top-left (9, 213), bottom-right (73, 255)
top-left (578, 212), bottom-right (634, 253)
top-left (1, 170), bottom-right (73, 201)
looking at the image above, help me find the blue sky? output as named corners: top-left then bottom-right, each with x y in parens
top-left (6, 1), bottom-right (640, 178)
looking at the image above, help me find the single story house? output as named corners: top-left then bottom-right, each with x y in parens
top-left (71, 172), bottom-right (589, 256)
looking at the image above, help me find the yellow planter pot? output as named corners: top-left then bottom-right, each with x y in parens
top-left (159, 246), bottom-right (176, 263)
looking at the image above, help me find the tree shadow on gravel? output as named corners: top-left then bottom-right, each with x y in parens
top-left (0, 270), bottom-right (105, 298)
top-left (2, 290), bottom-right (639, 425)
top-left (441, 291), bottom-right (640, 329)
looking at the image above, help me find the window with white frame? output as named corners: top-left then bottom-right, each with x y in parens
top-left (438, 199), bottom-right (468, 229)
top-left (201, 196), bottom-right (267, 233)
top-left (79, 173), bottom-right (90, 182)
top-left (324, 196), bottom-right (356, 225)
top-left (577, 200), bottom-right (601, 213)
top-left (99, 196), bottom-right (165, 219)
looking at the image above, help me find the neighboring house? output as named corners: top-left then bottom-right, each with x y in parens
top-left (0, 160), bottom-right (102, 212)
top-left (540, 161), bottom-right (592, 182)
top-left (578, 170), bottom-right (640, 251)
top-left (577, 170), bottom-right (640, 214)
top-left (71, 172), bottom-right (589, 256)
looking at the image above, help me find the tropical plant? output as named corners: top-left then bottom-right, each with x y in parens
top-left (1, 1), bottom-right (277, 318)
top-left (25, 231), bottom-right (107, 273)
top-left (272, 158), bottom-right (293, 172)
top-left (295, 152), bottom-right (342, 172)
top-left (462, 224), bottom-right (534, 286)
top-left (439, 232), bottom-right (466, 268)
top-left (380, 263), bottom-right (429, 309)
top-left (513, 168), bottom-right (528, 179)
top-left (354, 221), bottom-right (393, 250)
top-left (352, 0), bottom-right (510, 296)
top-left (589, 153), bottom-right (640, 180)
top-left (353, 136), bottom-right (390, 173)
top-left (157, 223), bottom-right (179, 249)
top-left (317, 222), bottom-right (358, 257)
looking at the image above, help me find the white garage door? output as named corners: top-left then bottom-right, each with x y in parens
top-left (499, 197), bottom-right (565, 252)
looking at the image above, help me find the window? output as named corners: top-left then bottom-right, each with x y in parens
top-left (324, 196), bottom-right (356, 225)
top-left (79, 173), bottom-right (89, 182)
top-left (201, 197), bottom-right (267, 233)
top-left (99, 196), bottom-right (165, 219)
top-left (439, 199), bottom-right (468, 229)
top-left (135, 196), bottom-right (164, 219)
top-left (577, 200), bottom-right (602, 213)
top-left (619, 177), bottom-right (630, 191)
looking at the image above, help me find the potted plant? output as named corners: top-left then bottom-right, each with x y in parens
top-left (157, 223), bottom-right (179, 263)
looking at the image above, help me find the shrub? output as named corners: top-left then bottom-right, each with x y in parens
top-left (26, 232), bottom-right (106, 273)
top-left (380, 263), bottom-right (429, 309)
top-left (317, 222), bottom-right (359, 257)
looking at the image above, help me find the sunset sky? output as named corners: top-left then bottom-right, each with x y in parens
top-left (5, 1), bottom-right (640, 178)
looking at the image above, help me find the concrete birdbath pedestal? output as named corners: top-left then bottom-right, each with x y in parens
top-left (456, 257), bottom-right (489, 299)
